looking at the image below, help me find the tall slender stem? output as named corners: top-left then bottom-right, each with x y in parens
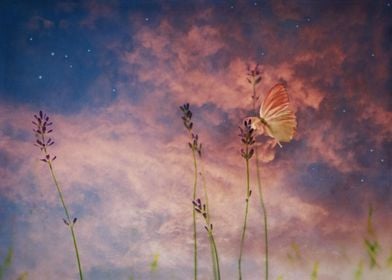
top-left (238, 152), bottom-right (251, 280)
top-left (209, 231), bottom-right (221, 280)
top-left (191, 148), bottom-right (198, 280)
top-left (252, 81), bottom-right (269, 280)
top-left (200, 166), bottom-right (218, 279)
top-left (255, 151), bottom-right (268, 280)
top-left (47, 161), bottom-right (83, 280)
top-left (35, 112), bottom-right (83, 280)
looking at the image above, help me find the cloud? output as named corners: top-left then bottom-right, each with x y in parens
top-left (1, 1), bottom-right (391, 279)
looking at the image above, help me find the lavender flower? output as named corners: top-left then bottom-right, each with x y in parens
top-left (33, 110), bottom-right (57, 162)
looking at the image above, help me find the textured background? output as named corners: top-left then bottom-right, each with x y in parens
top-left (0, 1), bottom-right (391, 279)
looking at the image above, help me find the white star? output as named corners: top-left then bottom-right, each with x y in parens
top-left (112, 88), bottom-right (116, 93)
top-left (51, 52), bottom-right (55, 56)
top-left (64, 54), bottom-right (69, 59)
top-left (145, 17), bottom-right (149, 21)
top-left (38, 75), bottom-right (43, 80)
top-left (360, 178), bottom-right (365, 183)
top-left (87, 49), bottom-right (91, 53)
top-left (369, 148), bottom-right (374, 153)
top-left (29, 37), bottom-right (33, 41)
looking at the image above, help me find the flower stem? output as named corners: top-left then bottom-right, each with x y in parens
top-left (191, 148), bottom-right (198, 280)
top-left (238, 150), bottom-right (251, 280)
top-left (255, 149), bottom-right (269, 280)
top-left (209, 230), bottom-right (221, 280)
top-left (252, 80), bottom-right (269, 280)
top-left (47, 161), bottom-right (83, 280)
top-left (200, 165), bottom-right (219, 279)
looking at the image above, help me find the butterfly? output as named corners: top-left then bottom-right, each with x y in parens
top-left (246, 83), bottom-right (297, 147)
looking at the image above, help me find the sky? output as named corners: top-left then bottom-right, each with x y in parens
top-left (0, 0), bottom-right (391, 279)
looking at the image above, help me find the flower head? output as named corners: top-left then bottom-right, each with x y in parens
top-left (180, 103), bottom-right (202, 157)
top-left (239, 119), bottom-right (255, 160)
top-left (180, 103), bottom-right (193, 131)
top-left (33, 111), bottom-right (57, 162)
top-left (246, 64), bottom-right (262, 86)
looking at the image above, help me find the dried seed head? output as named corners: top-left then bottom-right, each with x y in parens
top-left (180, 103), bottom-right (194, 131)
top-left (239, 119), bottom-right (256, 159)
top-left (246, 64), bottom-right (262, 86)
top-left (33, 111), bottom-right (57, 163)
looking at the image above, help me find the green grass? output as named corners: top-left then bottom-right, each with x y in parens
top-left (310, 261), bottom-right (319, 280)
top-left (0, 247), bottom-right (12, 280)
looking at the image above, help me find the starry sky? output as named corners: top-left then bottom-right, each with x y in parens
top-left (0, 1), bottom-right (391, 279)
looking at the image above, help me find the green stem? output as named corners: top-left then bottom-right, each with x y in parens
top-left (209, 231), bottom-right (221, 280)
top-left (255, 150), bottom-right (269, 280)
top-left (70, 226), bottom-right (83, 280)
top-left (252, 80), bottom-right (269, 280)
top-left (210, 239), bottom-right (218, 280)
top-left (191, 148), bottom-right (198, 280)
top-left (200, 166), bottom-right (210, 225)
top-left (47, 161), bottom-right (83, 280)
top-left (238, 152), bottom-right (251, 280)
top-left (200, 165), bottom-right (218, 279)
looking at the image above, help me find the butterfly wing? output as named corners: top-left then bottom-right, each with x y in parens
top-left (260, 84), bottom-right (297, 144)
